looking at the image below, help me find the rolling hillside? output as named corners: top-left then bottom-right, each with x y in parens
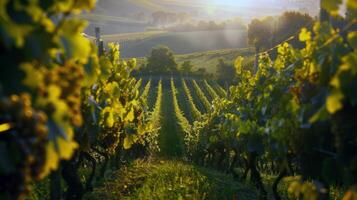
top-left (112, 30), bottom-right (248, 58)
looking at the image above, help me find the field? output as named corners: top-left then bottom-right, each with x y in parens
top-left (136, 47), bottom-right (255, 74)
top-left (2, 1), bottom-right (355, 200)
top-left (81, 77), bottom-right (287, 199)
top-left (107, 30), bottom-right (248, 58)
top-left (102, 31), bottom-right (168, 43)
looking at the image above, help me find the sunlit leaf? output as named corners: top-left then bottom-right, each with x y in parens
top-left (57, 136), bottom-right (78, 159)
top-left (126, 107), bottom-right (135, 122)
top-left (234, 56), bottom-right (244, 75)
top-left (20, 63), bottom-right (43, 89)
top-left (0, 123), bottom-right (12, 133)
top-left (299, 28), bottom-right (311, 42)
top-left (123, 136), bottom-right (133, 149)
top-left (40, 142), bottom-right (59, 179)
top-left (59, 19), bottom-right (91, 63)
top-left (326, 90), bottom-right (344, 114)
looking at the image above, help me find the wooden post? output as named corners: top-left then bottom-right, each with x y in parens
top-left (95, 27), bottom-right (104, 56)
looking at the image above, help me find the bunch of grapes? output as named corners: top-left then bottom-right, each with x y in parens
top-left (39, 63), bottom-right (84, 127)
top-left (99, 123), bottom-right (122, 154)
top-left (0, 94), bottom-right (48, 199)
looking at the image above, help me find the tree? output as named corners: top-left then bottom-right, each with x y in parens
top-left (215, 59), bottom-right (235, 81)
top-left (248, 18), bottom-right (273, 72)
top-left (274, 11), bottom-right (314, 46)
top-left (195, 67), bottom-right (207, 76)
top-left (181, 61), bottom-right (193, 74)
top-left (146, 46), bottom-right (178, 73)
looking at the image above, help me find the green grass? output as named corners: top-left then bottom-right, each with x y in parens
top-left (158, 79), bottom-right (184, 157)
top-left (102, 31), bottom-right (168, 43)
top-left (84, 158), bottom-right (258, 200)
top-left (137, 47), bottom-right (255, 74)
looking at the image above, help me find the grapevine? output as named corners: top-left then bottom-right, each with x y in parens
top-left (170, 78), bottom-right (196, 156)
top-left (143, 79), bottom-right (162, 154)
top-left (141, 79), bottom-right (152, 102)
top-left (203, 80), bottom-right (220, 100)
top-left (181, 78), bottom-right (202, 120)
top-left (212, 80), bottom-right (227, 97)
top-left (191, 80), bottom-right (211, 111)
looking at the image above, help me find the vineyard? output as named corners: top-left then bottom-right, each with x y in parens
top-left (0, 0), bottom-right (357, 200)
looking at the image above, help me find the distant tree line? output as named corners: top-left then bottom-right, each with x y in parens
top-left (165, 18), bottom-right (246, 32)
top-left (137, 46), bottom-right (211, 78)
top-left (247, 11), bottom-right (315, 71)
top-left (151, 11), bottom-right (191, 27)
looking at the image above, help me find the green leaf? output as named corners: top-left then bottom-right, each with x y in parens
top-left (347, 31), bottom-right (357, 49)
top-left (60, 19), bottom-right (91, 63)
top-left (0, 20), bottom-right (33, 48)
top-left (99, 57), bottom-right (113, 80)
top-left (347, 0), bottom-right (357, 18)
top-left (309, 107), bottom-right (329, 123)
top-left (123, 136), bottom-right (133, 149)
top-left (126, 107), bottom-right (135, 122)
top-left (299, 28), bottom-right (311, 42)
top-left (321, 0), bottom-right (342, 16)
top-left (234, 56), bottom-right (244, 75)
top-left (20, 63), bottom-right (43, 89)
top-left (326, 90), bottom-right (344, 114)
top-left (106, 110), bottom-right (114, 127)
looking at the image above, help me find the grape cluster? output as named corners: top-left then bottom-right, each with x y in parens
top-left (99, 123), bottom-right (122, 154)
top-left (39, 63), bottom-right (84, 127)
top-left (0, 94), bottom-right (48, 199)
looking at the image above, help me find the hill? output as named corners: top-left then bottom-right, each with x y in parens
top-left (111, 30), bottom-right (248, 58)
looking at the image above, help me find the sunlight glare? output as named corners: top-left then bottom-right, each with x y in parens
top-left (210, 0), bottom-right (253, 7)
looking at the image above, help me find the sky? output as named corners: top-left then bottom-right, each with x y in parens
top-left (159, 0), bottom-right (320, 17)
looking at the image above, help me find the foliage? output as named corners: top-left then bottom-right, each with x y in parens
top-left (85, 159), bottom-right (255, 200)
top-left (0, 0), bottom-right (154, 198)
top-left (135, 48), bottom-right (255, 75)
top-left (191, 80), bottom-right (211, 111)
top-left (165, 17), bottom-right (246, 32)
top-left (180, 61), bottom-right (193, 73)
top-left (181, 79), bottom-right (202, 120)
top-left (145, 46), bottom-right (178, 73)
top-left (140, 79), bottom-right (152, 104)
top-left (215, 58), bottom-right (236, 81)
top-left (212, 80), bottom-right (227, 97)
top-left (203, 80), bottom-right (219, 100)
top-left (191, 1), bottom-right (357, 199)
top-left (0, 0), bottom-right (96, 198)
top-left (82, 43), bottom-right (153, 155)
top-left (274, 11), bottom-right (314, 45)
top-left (248, 11), bottom-right (314, 51)
top-left (143, 80), bottom-right (162, 154)
top-left (248, 17), bottom-right (274, 50)
top-left (170, 78), bottom-right (194, 156)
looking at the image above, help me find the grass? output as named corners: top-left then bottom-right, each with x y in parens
top-left (84, 158), bottom-right (258, 200)
top-left (158, 79), bottom-right (184, 157)
top-left (102, 31), bottom-right (168, 43)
